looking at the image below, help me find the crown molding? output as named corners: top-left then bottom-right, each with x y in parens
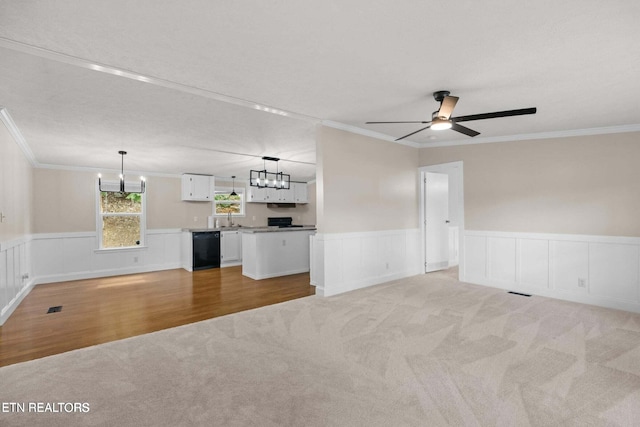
top-left (0, 37), bottom-right (320, 124)
top-left (323, 120), bottom-right (640, 149)
top-left (418, 123), bottom-right (640, 148)
top-left (0, 107), bottom-right (38, 167)
top-left (320, 120), bottom-right (421, 148)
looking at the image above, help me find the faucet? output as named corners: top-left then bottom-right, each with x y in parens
top-left (227, 211), bottom-right (234, 227)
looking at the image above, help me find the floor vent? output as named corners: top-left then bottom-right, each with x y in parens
top-left (508, 291), bottom-right (531, 297)
top-left (47, 306), bottom-right (63, 313)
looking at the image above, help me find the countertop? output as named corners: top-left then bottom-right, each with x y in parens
top-left (240, 226), bottom-right (316, 234)
top-left (182, 226), bottom-right (316, 233)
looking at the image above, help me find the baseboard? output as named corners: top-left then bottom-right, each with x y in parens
top-left (242, 268), bottom-right (310, 281)
top-left (467, 275), bottom-right (640, 314)
top-left (322, 268), bottom-right (421, 297)
top-left (221, 261), bottom-right (242, 268)
top-left (34, 263), bottom-right (182, 285)
top-left (0, 278), bottom-right (35, 326)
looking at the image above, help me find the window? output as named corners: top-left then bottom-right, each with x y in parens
top-left (97, 182), bottom-right (146, 249)
top-left (214, 186), bottom-right (244, 216)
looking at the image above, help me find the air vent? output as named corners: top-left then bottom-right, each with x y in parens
top-left (47, 306), bottom-right (63, 313)
top-left (507, 291), bottom-right (531, 297)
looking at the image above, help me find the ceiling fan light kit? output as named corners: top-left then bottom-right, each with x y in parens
top-left (366, 90), bottom-right (536, 141)
top-left (431, 117), bottom-right (452, 130)
top-left (250, 156), bottom-right (290, 190)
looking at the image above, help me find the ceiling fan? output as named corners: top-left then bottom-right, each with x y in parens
top-left (366, 91), bottom-right (537, 141)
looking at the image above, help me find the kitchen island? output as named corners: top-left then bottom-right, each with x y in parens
top-left (241, 227), bottom-right (316, 280)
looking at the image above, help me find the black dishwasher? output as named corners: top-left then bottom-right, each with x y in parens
top-left (192, 232), bottom-right (221, 270)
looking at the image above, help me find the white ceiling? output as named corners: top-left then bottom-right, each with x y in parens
top-left (1, 1), bottom-right (639, 181)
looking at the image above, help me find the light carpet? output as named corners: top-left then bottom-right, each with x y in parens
top-left (2, 271), bottom-right (640, 426)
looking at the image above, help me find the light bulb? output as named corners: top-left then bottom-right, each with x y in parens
top-left (431, 117), bottom-right (452, 130)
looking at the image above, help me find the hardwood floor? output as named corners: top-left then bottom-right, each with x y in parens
top-left (0, 267), bottom-right (315, 368)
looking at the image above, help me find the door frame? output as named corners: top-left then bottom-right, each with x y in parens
top-left (419, 161), bottom-right (465, 279)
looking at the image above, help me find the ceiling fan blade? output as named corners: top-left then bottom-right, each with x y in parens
top-left (437, 96), bottom-right (459, 119)
top-left (451, 123), bottom-right (480, 137)
top-left (452, 107), bottom-right (536, 123)
top-left (366, 121), bottom-right (430, 124)
top-left (395, 125), bottom-right (431, 141)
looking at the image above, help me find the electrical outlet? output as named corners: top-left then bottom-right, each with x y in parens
top-left (134, 256), bottom-right (139, 263)
top-left (252, 216), bottom-right (256, 221)
top-left (578, 278), bottom-right (586, 288)
top-left (194, 216), bottom-right (198, 222)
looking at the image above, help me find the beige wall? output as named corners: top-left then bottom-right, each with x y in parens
top-left (33, 171), bottom-right (214, 233)
top-left (317, 126), bottom-right (419, 233)
top-left (0, 119), bottom-right (32, 242)
top-left (419, 131), bottom-right (640, 237)
top-left (32, 172), bottom-right (316, 233)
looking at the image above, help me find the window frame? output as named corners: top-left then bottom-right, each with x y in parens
top-left (95, 178), bottom-right (147, 251)
top-left (214, 185), bottom-right (245, 217)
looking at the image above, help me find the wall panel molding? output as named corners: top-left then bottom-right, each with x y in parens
top-left (311, 229), bottom-right (422, 297)
top-left (31, 229), bottom-right (182, 285)
top-left (0, 235), bottom-right (33, 325)
top-left (463, 230), bottom-right (640, 313)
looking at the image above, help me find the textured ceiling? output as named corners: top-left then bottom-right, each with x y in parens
top-left (1, 0), bottom-right (639, 180)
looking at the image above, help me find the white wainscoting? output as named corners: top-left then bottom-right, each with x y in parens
top-left (463, 230), bottom-right (640, 313)
top-left (32, 229), bottom-right (182, 284)
top-left (311, 229), bottom-right (422, 297)
top-left (0, 235), bottom-right (33, 325)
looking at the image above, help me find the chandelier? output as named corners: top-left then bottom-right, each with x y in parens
top-left (98, 151), bottom-right (146, 194)
top-left (250, 156), bottom-right (290, 190)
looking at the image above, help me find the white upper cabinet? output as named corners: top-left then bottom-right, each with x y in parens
top-left (293, 182), bottom-right (308, 203)
top-left (268, 187), bottom-right (295, 203)
top-left (246, 182), bottom-right (307, 203)
top-left (181, 174), bottom-right (214, 201)
top-left (247, 185), bottom-right (268, 202)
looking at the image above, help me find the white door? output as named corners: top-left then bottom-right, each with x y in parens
top-left (425, 172), bottom-right (449, 272)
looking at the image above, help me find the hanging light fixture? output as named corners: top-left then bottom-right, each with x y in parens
top-left (98, 150), bottom-right (146, 194)
top-left (249, 156), bottom-right (290, 190)
top-left (230, 175), bottom-right (238, 197)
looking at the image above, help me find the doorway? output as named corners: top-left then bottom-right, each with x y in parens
top-left (419, 161), bottom-right (465, 278)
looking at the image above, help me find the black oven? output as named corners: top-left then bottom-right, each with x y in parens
top-left (267, 217), bottom-right (303, 228)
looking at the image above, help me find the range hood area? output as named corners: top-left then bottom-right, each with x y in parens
top-left (267, 202), bottom-right (297, 208)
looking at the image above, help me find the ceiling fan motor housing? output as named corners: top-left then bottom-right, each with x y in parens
top-left (433, 90), bottom-right (451, 103)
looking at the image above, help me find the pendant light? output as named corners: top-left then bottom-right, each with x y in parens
top-left (98, 150), bottom-right (146, 194)
top-left (230, 175), bottom-right (238, 197)
top-left (249, 156), bottom-right (290, 190)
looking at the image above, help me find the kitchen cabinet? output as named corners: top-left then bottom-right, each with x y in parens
top-left (293, 182), bottom-right (308, 203)
top-left (247, 183), bottom-right (307, 203)
top-left (267, 187), bottom-right (294, 203)
top-left (221, 230), bottom-right (242, 264)
top-left (247, 185), bottom-right (269, 202)
top-left (242, 229), bottom-right (315, 280)
top-left (181, 174), bottom-right (214, 201)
